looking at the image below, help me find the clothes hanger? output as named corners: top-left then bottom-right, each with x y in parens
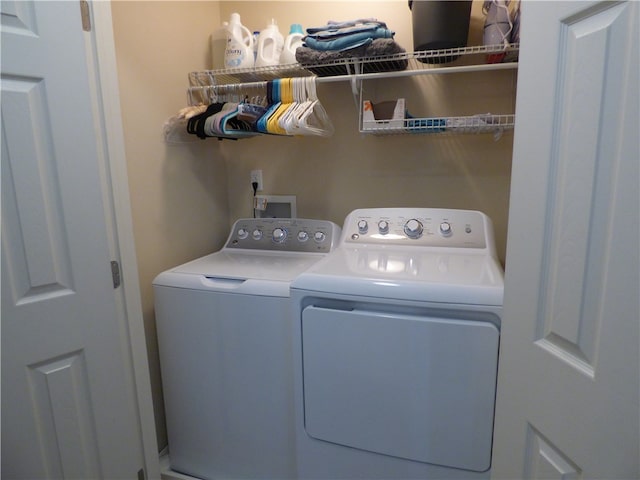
top-left (256, 80), bottom-right (282, 134)
top-left (280, 77), bottom-right (310, 135)
top-left (294, 77), bottom-right (334, 136)
top-left (267, 78), bottom-right (295, 135)
top-left (291, 77), bottom-right (317, 134)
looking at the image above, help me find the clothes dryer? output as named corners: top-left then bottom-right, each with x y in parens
top-left (290, 208), bottom-right (504, 479)
top-left (153, 217), bottom-right (340, 480)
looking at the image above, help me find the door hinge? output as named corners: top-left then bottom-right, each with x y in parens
top-left (111, 261), bottom-right (121, 289)
top-left (80, 0), bottom-right (91, 32)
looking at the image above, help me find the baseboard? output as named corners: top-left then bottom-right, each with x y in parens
top-left (159, 453), bottom-right (202, 480)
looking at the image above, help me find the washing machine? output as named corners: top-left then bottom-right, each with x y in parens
top-left (153, 217), bottom-right (340, 480)
top-left (290, 208), bottom-right (504, 479)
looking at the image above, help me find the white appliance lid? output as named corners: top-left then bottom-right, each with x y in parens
top-left (291, 246), bottom-right (504, 305)
top-left (154, 250), bottom-right (332, 297)
top-left (162, 250), bottom-right (328, 282)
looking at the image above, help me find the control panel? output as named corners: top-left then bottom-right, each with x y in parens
top-left (225, 218), bottom-right (340, 253)
top-left (343, 208), bottom-right (490, 249)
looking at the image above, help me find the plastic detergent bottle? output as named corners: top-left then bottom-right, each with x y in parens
top-left (210, 21), bottom-right (229, 70)
top-left (224, 13), bottom-right (254, 69)
top-left (255, 19), bottom-right (284, 68)
top-left (280, 23), bottom-right (304, 65)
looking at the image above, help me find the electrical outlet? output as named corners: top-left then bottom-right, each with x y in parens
top-left (250, 170), bottom-right (263, 191)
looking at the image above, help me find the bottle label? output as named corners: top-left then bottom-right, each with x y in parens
top-left (225, 43), bottom-right (245, 67)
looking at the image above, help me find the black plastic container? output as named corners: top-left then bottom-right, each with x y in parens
top-left (408, 0), bottom-right (472, 63)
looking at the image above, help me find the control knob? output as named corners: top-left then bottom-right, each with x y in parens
top-left (404, 219), bottom-right (424, 239)
top-left (357, 220), bottom-right (368, 234)
top-left (272, 227), bottom-right (287, 243)
top-left (314, 231), bottom-right (326, 243)
top-left (439, 222), bottom-right (452, 237)
top-left (378, 220), bottom-right (389, 235)
top-left (252, 229), bottom-right (263, 241)
top-left (297, 231), bottom-right (309, 242)
top-left (237, 228), bottom-right (249, 240)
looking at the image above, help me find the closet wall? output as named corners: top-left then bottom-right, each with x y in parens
top-left (112, 0), bottom-right (515, 450)
top-left (111, 1), bottom-right (229, 449)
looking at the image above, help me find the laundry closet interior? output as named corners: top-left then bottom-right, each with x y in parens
top-left (110, 0), bottom-right (517, 461)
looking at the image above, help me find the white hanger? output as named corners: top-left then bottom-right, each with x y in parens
top-left (294, 77), bottom-right (334, 136)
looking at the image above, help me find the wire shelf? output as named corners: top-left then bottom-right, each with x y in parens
top-left (188, 44), bottom-right (519, 86)
top-left (360, 114), bottom-right (516, 136)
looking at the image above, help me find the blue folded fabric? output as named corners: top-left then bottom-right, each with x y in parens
top-left (306, 22), bottom-right (389, 38)
top-left (304, 28), bottom-right (394, 51)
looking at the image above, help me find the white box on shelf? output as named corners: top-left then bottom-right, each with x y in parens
top-left (361, 98), bottom-right (406, 131)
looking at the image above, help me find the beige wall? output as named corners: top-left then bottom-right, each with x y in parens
top-left (113, 0), bottom-right (514, 451)
top-left (111, 1), bottom-right (228, 449)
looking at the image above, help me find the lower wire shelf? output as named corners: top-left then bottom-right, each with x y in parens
top-left (359, 113), bottom-right (515, 136)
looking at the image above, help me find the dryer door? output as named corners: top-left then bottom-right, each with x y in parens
top-left (301, 306), bottom-right (499, 472)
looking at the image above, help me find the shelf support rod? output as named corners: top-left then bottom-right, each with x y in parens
top-left (350, 59), bottom-right (362, 108)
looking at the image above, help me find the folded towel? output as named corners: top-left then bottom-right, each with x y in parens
top-left (296, 38), bottom-right (408, 76)
top-left (304, 27), bottom-right (394, 52)
top-left (306, 22), bottom-right (389, 39)
top-left (306, 19), bottom-right (386, 35)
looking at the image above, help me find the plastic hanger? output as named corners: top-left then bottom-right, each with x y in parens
top-left (294, 77), bottom-right (334, 136)
top-left (256, 80), bottom-right (282, 133)
top-left (281, 78), bottom-right (311, 134)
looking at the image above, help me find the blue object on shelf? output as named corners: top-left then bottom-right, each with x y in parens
top-left (406, 117), bottom-right (447, 133)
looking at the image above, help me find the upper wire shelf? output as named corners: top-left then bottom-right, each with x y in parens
top-left (188, 43), bottom-right (520, 87)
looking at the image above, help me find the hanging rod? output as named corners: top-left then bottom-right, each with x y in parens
top-left (187, 62), bottom-right (518, 106)
top-left (202, 80), bottom-right (269, 91)
top-left (187, 62), bottom-right (517, 92)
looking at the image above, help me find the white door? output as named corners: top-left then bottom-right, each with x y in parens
top-left (2, 1), bottom-right (147, 478)
top-left (492, 1), bottom-right (639, 479)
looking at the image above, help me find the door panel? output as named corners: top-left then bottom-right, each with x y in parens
top-left (1, 0), bottom-right (37, 34)
top-left (2, 77), bottom-right (75, 303)
top-left (492, 2), bottom-right (639, 478)
top-left (524, 426), bottom-right (581, 480)
top-left (302, 306), bottom-right (499, 472)
top-left (535, 1), bottom-right (634, 376)
top-left (26, 351), bottom-right (101, 478)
